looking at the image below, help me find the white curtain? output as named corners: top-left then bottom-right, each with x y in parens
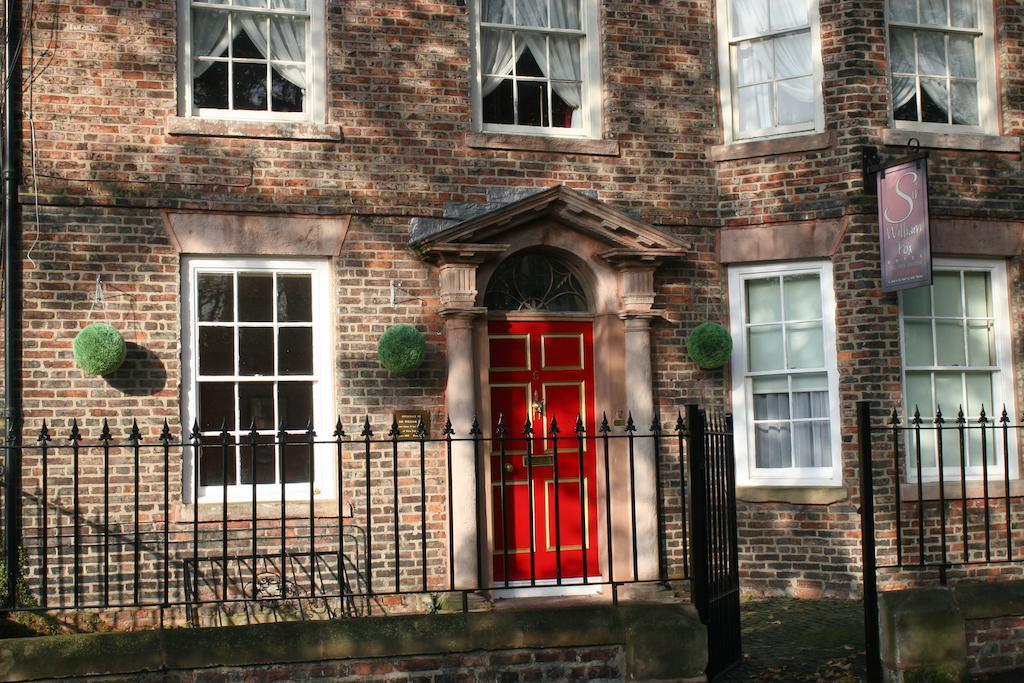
top-left (192, 4), bottom-right (307, 89)
top-left (890, 28), bottom-right (977, 124)
top-left (480, 0), bottom-right (582, 126)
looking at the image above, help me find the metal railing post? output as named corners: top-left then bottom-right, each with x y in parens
top-left (858, 400), bottom-right (882, 683)
top-left (4, 416), bottom-right (22, 609)
top-left (685, 404), bottom-right (708, 622)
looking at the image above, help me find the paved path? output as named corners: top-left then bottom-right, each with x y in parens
top-left (717, 598), bottom-right (866, 683)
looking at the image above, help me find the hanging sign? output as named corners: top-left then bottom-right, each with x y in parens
top-left (878, 156), bottom-right (932, 292)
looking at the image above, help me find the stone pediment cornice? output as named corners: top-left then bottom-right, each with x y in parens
top-left (412, 185), bottom-right (689, 262)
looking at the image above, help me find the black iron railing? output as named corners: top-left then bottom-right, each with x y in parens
top-left (1, 410), bottom-right (706, 619)
top-left (858, 400), bottom-right (1024, 682)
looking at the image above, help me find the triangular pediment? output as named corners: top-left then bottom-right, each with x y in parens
top-left (411, 185), bottom-right (688, 261)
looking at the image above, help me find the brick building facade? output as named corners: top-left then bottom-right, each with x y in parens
top-left (2, 0), bottom-right (1023, 605)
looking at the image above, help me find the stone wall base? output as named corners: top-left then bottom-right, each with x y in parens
top-left (0, 602), bottom-right (707, 683)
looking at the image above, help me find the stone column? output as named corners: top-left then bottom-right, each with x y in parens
top-left (438, 260), bottom-right (486, 590)
top-left (619, 264), bottom-right (659, 581)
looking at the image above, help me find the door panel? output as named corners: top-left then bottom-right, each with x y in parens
top-left (488, 320), bottom-right (599, 583)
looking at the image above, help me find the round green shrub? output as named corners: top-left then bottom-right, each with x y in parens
top-left (686, 322), bottom-right (733, 370)
top-left (73, 323), bottom-right (127, 376)
top-left (377, 324), bottom-right (426, 374)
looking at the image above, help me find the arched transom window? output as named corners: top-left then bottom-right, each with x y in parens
top-left (484, 252), bottom-right (589, 312)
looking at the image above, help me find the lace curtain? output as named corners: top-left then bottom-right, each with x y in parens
top-left (192, 2), bottom-right (307, 90)
top-left (890, 28), bottom-right (976, 124)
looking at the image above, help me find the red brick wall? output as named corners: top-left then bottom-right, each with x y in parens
top-left (4, 0), bottom-right (1024, 603)
top-left (966, 615), bottom-right (1024, 675)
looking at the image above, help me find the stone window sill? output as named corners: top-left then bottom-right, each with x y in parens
top-left (736, 485), bottom-right (848, 505)
top-left (466, 131), bottom-right (620, 156)
top-left (178, 499), bottom-right (351, 522)
top-left (882, 128), bottom-right (1020, 153)
top-left (709, 130), bottom-right (835, 162)
top-left (899, 479), bottom-right (1024, 502)
top-left (166, 115), bottom-right (344, 142)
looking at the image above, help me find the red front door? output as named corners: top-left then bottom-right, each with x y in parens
top-left (488, 320), bottom-right (600, 583)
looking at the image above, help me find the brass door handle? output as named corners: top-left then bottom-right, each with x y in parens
top-left (504, 463), bottom-right (514, 473)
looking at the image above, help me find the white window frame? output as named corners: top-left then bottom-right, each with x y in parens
top-left (468, 0), bottom-right (603, 139)
top-left (176, 0), bottom-right (327, 123)
top-left (728, 261), bottom-right (842, 487)
top-left (897, 257), bottom-right (1017, 481)
top-left (716, 0), bottom-right (826, 144)
top-left (885, 0), bottom-right (997, 135)
top-left (182, 256), bottom-right (335, 504)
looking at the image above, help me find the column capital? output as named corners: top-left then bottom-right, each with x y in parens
top-left (440, 306), bottom-right (487, 322)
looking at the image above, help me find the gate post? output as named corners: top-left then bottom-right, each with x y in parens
top-left (4, 416), bottom-right (21, 608)
top-left (685, 404), bottom-right (707, 622)
top-left (858, 400), bottom-right (882, 683)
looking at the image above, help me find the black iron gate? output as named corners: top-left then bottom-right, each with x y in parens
top-left (687, 404), bottom-right (742, 680)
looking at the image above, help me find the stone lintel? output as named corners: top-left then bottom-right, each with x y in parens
top-left (163, 211), bottom-right (351, 257)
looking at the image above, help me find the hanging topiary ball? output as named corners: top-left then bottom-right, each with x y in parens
top-left (686, 322), bottom-right (733, 370)
top-left (73, 323), bottom-right (127, 376)
top-left (377, 324), bottom-right (426, 375)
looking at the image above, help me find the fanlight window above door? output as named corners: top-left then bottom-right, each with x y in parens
top-left (484, 252), bottom-right (589, 312)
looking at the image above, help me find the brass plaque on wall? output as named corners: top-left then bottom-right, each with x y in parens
top-left (393, 410), bottom-right (430, 440)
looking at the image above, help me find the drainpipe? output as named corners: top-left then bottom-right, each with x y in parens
top-left (4, 0), bottom-right (22, 607)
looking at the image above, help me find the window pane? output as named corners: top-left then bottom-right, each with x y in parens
top-left (746, 277), bottom-right (781, 323)
top-left (774, 32), bottom-right (811, 78)
top-left (921, 79), bottom-right (949, 123)
top-left (193, 9), bottom-right (229, 57)
top-left (777, 76), bottom-right (814, 125)
top-left (889, 0), bottom-right (917, 23)
top-left (951, 81), bottom-right (978, 125)
top-left (792, 390), bottom-right (828, 419)
top-left (732, 0), bottom-right (769, 36)
top-left (271, 0), bottom-right (307, 9)
top-left (753, 390), bottom-right (790, 420)
top-left (965, 372), bottom-right (993, 419)
top-left (279, 327), bottom-right (313, 375)
top-left (966, 321), bottom-right (994, 366)
top-left (193, 61), bottom-right (229, 110)
top-left (933, 271), bottom-right (963, 317)
top-left (949, 35), bottom-right (976, 77)
top-left (749, 325), bottom-right (785, 371)
top-left (482, 0), bottom-right (513, 24)
top-left (918, 32), bottom-right (947, 76)
top-left (786, 321), bottom-right (824, 369)
top-left (752, 374), bottom-right (789, 394)
top-left (516, 36), bottom-right (547, 76)
top-left (516, 80), bottom-right (549, 127)
top-left (933, 372), bottom-right (961, 415)
top-left (270, 16), bottom-right (306, 62)
top-left (904, 320), bottom-right (934, 366)
top-left (277, 275), bottom-right (313, 322)
top-left (964, 272), bottom-right (991, 317)
top-left (935, 320), bottom-right (966, 366)
top-left (791, 372), bottom-right (827, 392)
top-left (238, 327), bottom-right (275, 375)
top-left (240, 435), bottom-right (276, 485)
top-left (890, 28), bottom-right (916, 74)
top-left (516, 0), bottom-right (547, 26)
top-left (782, 274), bottom-right (823, 321)
top-left (238, 273), bottom-right (274, 322)
top-left (893, 77), bottom-right (918, 121)
top-left (769, 0), bottom-right (807, 30)
top-left (550, 0), bottom-right (580, 30)
top-left (239, 381), bottom-right (275, 430)
top-left (232, 24), bottom-right (266, 59)
top-left (902, 286), bottom-right (931, 317)
top-left (482, 78), bottom-right (515, 125)
top-left (793, 422), bottom-right (830, 467)
top-left (271, 68), bottom-right (304, 113)
top-left (737, 40), bottom-right (772, 86)
top-left (198, 274), bottom-right (233, 322)
top-left (233, 62), bottom-right (269, 111)
top-left (199, 327), bottom-right (235, 375)
top-left (283, 442), bottom-right (313, 483)
top-left (737, 84), bottom-right (773, 133)
top-left (910, 423), bottom-right (937, 469)
top-left (906, 372), bottom-right (933, 416)
top-left (920, 0), bottom-right (947, 26)
top-left (199, 382), bottom-right (236, 431)
top-left (950, 0), bottom-right (977, 28)
top-left (279, 382), bottom-right (314, 429)
top-left (755, 423), bottom-right (791, 468)
top-left (200, 438), bottom-right (236, 486)
top-left (552, 82), bottom-right (581, 128)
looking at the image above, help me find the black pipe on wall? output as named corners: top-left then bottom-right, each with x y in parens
top-left (4, 0), bottom-right (23, 607)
